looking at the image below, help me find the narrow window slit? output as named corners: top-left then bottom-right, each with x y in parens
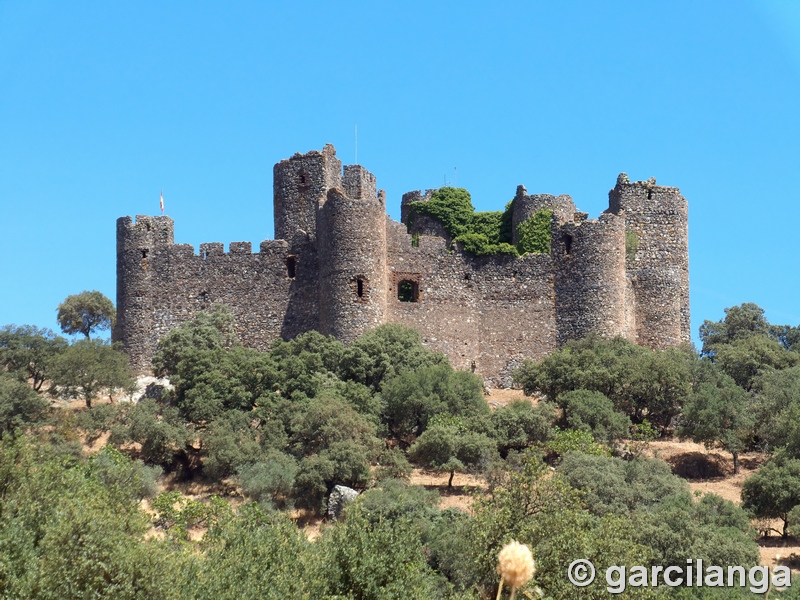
top-left (286, 256), bottom-right (297, 278)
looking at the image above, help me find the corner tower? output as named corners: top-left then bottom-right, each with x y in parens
top-left (114, 215), bottom-right (174, 373)
top-left (609, 175), bottom-right (689, 347)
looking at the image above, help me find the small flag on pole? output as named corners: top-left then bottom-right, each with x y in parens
top-left (160, 191), bottom-right (164, 215)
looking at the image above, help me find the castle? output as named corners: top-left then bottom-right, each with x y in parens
top-left (115, 144), bottom-right (689, 387)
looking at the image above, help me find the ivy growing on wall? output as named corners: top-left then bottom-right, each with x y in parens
top-left (515, 209), bottom-right (552, 255)
top-left (407, 188), bottom-right (518, 256)
top-left (625, 229), bottom-right (639, 261)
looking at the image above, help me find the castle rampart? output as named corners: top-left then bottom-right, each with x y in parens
top-left (116, 145), bottom-right (690, 386)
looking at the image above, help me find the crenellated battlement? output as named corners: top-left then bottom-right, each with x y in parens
top-left (116, 145), bottom-right (689, 386)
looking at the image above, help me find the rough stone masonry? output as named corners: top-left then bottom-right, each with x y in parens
top-left (115, 145), bottom-right (689, 387)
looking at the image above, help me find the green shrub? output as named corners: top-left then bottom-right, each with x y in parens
top-left (375, 447), bottom-right (413, 481)
top-left (89, 445), bottom-right (162, 502)
top-left (490, 399), bottom-right (555, 456)
top-left (237, 451), bottom-right (298, 508)
top-left (561, 389), bottom-right (632, 444)
top-left (558, 453), bottom-right (687, 516)
top-left (0, 373), bottom-right (49, 434)
top-left (546, 428), bottom-right (611, 457)
top-left (407, 187), bottom-right (519, 257)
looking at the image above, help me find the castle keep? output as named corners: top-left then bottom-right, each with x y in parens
top-left (115, 144), bottom-right (689, 386)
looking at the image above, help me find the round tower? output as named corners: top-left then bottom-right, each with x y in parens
top-left (316, 165), bottom-right (388, 341)
top-left (273, 144), bottom-right (342, 244)
top-left (553, 212), bottom-right (627, 346)
top-left (511, 185), bottom-right (576, 246)
top-left (114, 215), bottom-right (174, 374)
top-left (608, 175), bottom-right (688, 347)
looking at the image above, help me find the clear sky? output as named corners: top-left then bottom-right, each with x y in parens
top-left (1, 1), bottom-right (798, 345)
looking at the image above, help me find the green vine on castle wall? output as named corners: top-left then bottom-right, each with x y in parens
top-left (407, 187), bottom-right (518, 256)
top-left (516, 209), bottom-right (552, 255)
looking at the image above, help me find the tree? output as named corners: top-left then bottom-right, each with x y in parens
top-left (751, 366), bottom-right (800, 455)
top-left (741, 455), bottom-right (800, 537)
top-left (49, 339), bottom-right (135, 408)
top-left (408, 417), bottom-right (496, 487)
top-left (490, 399), bottom-right (555, 456)
top-left (513, 334), bottom-right (694, 429)
top-left (56, 290), bottom-right (116, 339)
top-left (0, 373), bottom-right (49, 434)
top-left (152, 303), bottom-right (239, 376)
top-left (679, 371), bottom-right (754, 474)
top-left (699, 302), bottom-right (773, 355)
top-left (381, 363), bottom-right (488, 441)
top-left (562, 389), bottom-right (632, 445)
top-left (337, 323), bottom-right (444, 392)
top-left (711, 335), bottom-right (799, 391)
top-left (699, 303), bottom-right (800, 390)
top-left (0, 325), bottom-right (68, 391)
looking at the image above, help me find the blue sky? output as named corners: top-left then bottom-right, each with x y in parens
top-left (1, 1), bottom-right (799, 345)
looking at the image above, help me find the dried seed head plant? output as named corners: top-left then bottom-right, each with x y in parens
top-left (496, 540), bottom-right (535, 600)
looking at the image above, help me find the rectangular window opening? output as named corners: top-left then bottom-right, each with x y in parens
top-left (398, 280), bottom-right (419, 303)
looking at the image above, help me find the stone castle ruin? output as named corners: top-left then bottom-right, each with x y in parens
top-left (115, 144), bottom-right (689, 386)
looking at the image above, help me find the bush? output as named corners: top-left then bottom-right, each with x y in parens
top-left (237, 451), bottom-right (298, 508)
top-left (561, 389), bottom-right (632, 444)
top-left (546, 428), bottom-right (611, 458)
top-left (407, 187), bottom-right (519, 257)
top-left (490, 400), bottom-right (556, 456)
top-left (557, 453), bottom-right (687, 516)
top-left (89, 445), bottom-right (162, 502)
top-left (357, 478), bottom-right (440, 525)
top-left (625, 229), bottom-right (639, 260)
top-left (375, 447), bottom-right (412, 481)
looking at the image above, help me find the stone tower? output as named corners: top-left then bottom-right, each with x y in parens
top-left (609, 175), bottom-right (690, 347)
top-left (553, 212), bottom-right (627, 345)
top-left (115, 215), bottom-right (174, 373)
top-left (317, 165), bottom-right (388, 341)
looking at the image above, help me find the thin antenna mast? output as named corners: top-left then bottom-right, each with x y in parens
top-left (454, 167), bottom-right (457, 187)
top-left (355, 125), bottom-right (358, 164)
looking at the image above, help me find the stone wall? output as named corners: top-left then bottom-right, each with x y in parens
top-left (385, 220), bottom-right (555, 387)
top-left (115, 216), bottom-right (314, 373)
